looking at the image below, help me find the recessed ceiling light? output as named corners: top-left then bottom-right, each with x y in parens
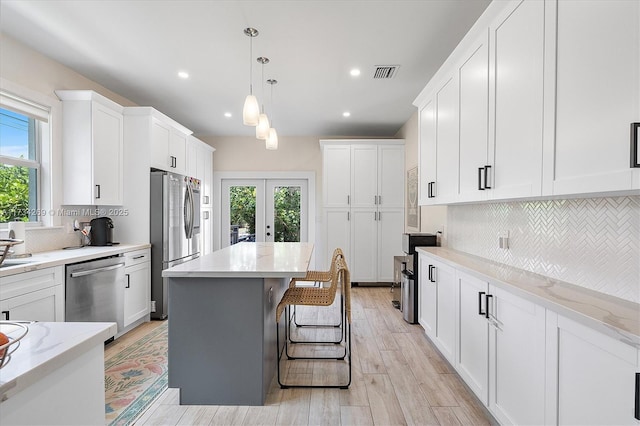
top-left (350, 69), bottom-right (361, 77)
top-left (178, 71), bottom-right (189, 79)
top-left (343, 112), bottom-right (351, 117)
top-left (224, 112), bottom-right (232, 118)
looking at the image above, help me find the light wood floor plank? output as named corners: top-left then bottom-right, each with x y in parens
top-left (432, 407), bottom-right (463, 426)
top-left (363, 373), bottom-right (407, 426)
top-left (210, 406), bottom-right (249, 425)
top-left (176, 405), bottom-right (219, 425)
top-left (140, 403), bottom-right (188, 425)
top-left (242, 406), bottom-right (280, 425)
top-left (308, 388), bottom-right (341, 425)
top-left (275, 388), bottom-right (311, 425)
top-left (340, 406), bottom-right (374, 425)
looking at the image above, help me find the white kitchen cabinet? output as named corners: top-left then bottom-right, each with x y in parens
top-left (458, 31), bottom-right (490, 202)
top-left (321, 140), bottom-right (405, 281)
top-left (350, 208), bottom-right (377, 282)
top-left (324, 208), bottom-right (351, 270)
top-left (418, 100), bottom-right (437, 205)
top-left (322, 144), bottom-right (351, 208)
top-left (418, 253), bottom-right (436, 336)
top-left (418, 252), bottom-right (456, 363)
top-left (201, 143), bottom-right (214, 207)
top-left (547, 314), bottom-right (640, 426)
top-left (545, 0), bottom-right (640, 196)
top-left (56, 90), bottom-right (124, 205)
top-left (434, 76), bottom-right (460, 203)
top-left (123, 249), bottom-right (150, 327)
top-left (0, 266), bottom-right (64, 322)
top-left (150, 114), bottom-right (190, 175)
top-left (456, 271), bottom-right (489, 405)
top-left (187, 136), bottom-right (199, 179)
top-left (488, 285), bottom-right (546, 425)
top-left (488, 0), bottom-right (545, 200)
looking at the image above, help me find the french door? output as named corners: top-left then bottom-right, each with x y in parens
top-left (221, 179), bottom-right (308, 247)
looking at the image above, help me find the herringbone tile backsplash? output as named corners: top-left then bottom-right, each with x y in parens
top-left (448, 196), bottom-right (640, 303)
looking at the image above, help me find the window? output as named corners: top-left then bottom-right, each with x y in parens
top-left (0, 91), bottom-right (49, 223)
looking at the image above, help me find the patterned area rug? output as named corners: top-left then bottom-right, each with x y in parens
top-left (105, 322), bottom-right (168, 426)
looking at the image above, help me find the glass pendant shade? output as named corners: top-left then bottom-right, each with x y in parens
top-left (256, 113), bottom-right (270, 139)
top-left (266, 127), bottom-right (278, 150)
top-left (243, 95), bottom-right (260, 126)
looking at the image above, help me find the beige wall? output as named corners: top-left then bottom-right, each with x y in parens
top-left (1, 34), bottom-right (136, 107)
top-left (394, 110), bottom-right (447, 241)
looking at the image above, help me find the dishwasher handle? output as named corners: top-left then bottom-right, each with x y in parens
top-left (69, 262), bottom-right (125, 278)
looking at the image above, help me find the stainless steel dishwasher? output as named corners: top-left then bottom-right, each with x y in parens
top-left (65, 254), bottom-right (125, 333)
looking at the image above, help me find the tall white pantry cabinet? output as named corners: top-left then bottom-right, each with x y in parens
top-left (321, 140), bottom-right (405, 283)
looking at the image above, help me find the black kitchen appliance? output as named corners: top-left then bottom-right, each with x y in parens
top-left (400, 233), bottom-right (437, 324)
top-left (90, 216), bottom-right (114, 246)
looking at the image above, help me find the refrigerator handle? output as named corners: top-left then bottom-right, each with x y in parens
top-left (184, 183), bottom-right (192, 239)
top-left (189, 184), bottom-right (196, 237)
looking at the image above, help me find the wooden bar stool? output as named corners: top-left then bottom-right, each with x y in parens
top-left (289, 248), bottom-right (345, 337)
top-left (276, 259), bottom-right (352, 389)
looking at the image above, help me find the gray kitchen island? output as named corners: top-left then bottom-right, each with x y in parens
top-left (162, 242), bottom-right (314, 405)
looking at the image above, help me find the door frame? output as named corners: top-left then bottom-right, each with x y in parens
top-left (213, 170), bottom-right (316, 261)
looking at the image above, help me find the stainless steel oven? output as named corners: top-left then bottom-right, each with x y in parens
top-left (401, 233), bottom-right (437, 324)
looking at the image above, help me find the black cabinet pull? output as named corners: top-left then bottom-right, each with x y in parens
top-left (428, 264), bottom-right (433, 282)
top-left (1, 310), bottom-right (9, 320)
top-left (478, 168), bottom-right (485, 190)
top-left (485, 294), bottom-right (493, 319)
top-left (125, 274), bottom-right (130, 288)
top-left (631, 123), bottom-right (640, 168)
top-left (427, 181), bottom-right (436, 198)
top-left (635, 373), bottom-right (640, 420)
top-left (478, 291), bottom-right (486, 316)
top-left (484, 165), bottom-right (492, 189)
top-left (95, 184), bottom-right (101, 199)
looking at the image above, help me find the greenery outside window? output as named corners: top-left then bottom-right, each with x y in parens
top-left (0, 93), bottom-right (47, 223)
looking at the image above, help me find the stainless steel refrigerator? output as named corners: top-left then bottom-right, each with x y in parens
top-left (150, 170), bottom-right (201, 319)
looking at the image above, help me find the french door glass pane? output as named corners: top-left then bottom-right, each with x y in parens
top-left (273, 186), bottom-right (301, 242)
top-left (229, 185), bottom-right (256, 245)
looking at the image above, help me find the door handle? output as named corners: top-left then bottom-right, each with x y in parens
top-left (125, 274), bottom-right (130, 288)
top-left (484, 165), bottom-right (492, 189)
top-left (478, 167), bottom-right (485, 190)
top-left (428, 265), bottom-right (436, 283)
top-left (635, 373), bottom-right (639, 420)
top-left (478, 291), bottom-right (486, 316)
top-left (632, 123), bottom-right (640, 168)
top-left (95, 184), bottom-right (101, 199)
top-left (485, 294), bottom-right (493, 319)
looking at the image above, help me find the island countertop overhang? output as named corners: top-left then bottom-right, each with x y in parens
top-left (162, 242), bottom-right (314, 279)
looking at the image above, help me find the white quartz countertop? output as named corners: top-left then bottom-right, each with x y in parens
top-left (0, 321), bottom-right (117, 401)
top-left (417, 247), bottom-right (640, 347)
top-left (0, 243), bottom-right (150, 278)
top-left (163, 242), bottom-right (314, 278)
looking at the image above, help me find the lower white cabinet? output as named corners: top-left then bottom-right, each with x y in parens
top-left (420, 251), bottom-right (635, 425)
top-left (488, 285), bottom-right (546, 425)
top-left (548, 314), bottom-right (640, 426)
top-left (124, 249), bottom-right (150, 327)
top-left (201, 208), bottom-right (213, 256)
top-left (418, 254), bottom-right (456, 363)
top-left (0, 266), bottom-right (64, 322)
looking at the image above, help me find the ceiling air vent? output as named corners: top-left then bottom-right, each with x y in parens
top-left (373, 65), bottom-right (400, 79)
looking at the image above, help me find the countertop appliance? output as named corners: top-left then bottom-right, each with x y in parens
top-left (89, 216), bottom-right (114, 246)
top-left (401, 233), bottom-right (437, 324)
top-left (150, 170), bottom-right (201, 319)
top-left (65, 254), bottom-right (125, 336)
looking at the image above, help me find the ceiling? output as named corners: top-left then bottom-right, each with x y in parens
top-left (0, 0), bottom-right (491, 138)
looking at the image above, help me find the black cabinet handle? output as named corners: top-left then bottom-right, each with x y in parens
top-left (485, 294), bottom-right (493, 319)
top-left (1, 310), bottom-right (9, 320)
top-left (478, 291), bottom-right (486, 316)
top-left (631, 123), bottom-right (640, 168)
top-left (484, 165), bottom-right (492, 189)
top-left (478, 167), bottom-right (485, 190)
top-left (427, 181), bottom-right (436, 198)
top-left (635, 373), bottom-right (640, 420)
top-left (125, 274), bottom-right (130, 288)
top-left (429, 265), bottom-right (436, 283)
top-left (95, 184), bottom-right (101, 199)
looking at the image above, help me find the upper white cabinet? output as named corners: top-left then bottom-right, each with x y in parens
top-left (488, 0), bottom-right (545, 200)
top-left (187, 135), bottom-right (214, 205)
top-left (150, 117), bottom-right (190, 176)
top-left (56, 90), bottom-right (124, 205)
top-left (321, 139), bottom-right (405, 282)
top-left (458, 32), bottom-right (490, 202)
top-left (415, 0), bottom-right (639, 204)
top-left (545, 0), bottom-right (640, 195)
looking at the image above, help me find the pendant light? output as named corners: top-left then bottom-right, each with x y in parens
top-left (266, 79), bottom-right (278, 150)
top-left (242, 28), bottom-right (260, 126)
top-left (255, 57), bottom-right (270, 139)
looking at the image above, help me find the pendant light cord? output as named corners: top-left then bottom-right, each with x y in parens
top-left (249, 36), bottom-right (253, 96)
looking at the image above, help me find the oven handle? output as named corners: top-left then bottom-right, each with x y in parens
top-left (70, 263), bottom-right (125, 278)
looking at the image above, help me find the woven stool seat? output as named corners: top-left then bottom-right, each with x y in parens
top-left (276, 284), bottom-right (337, 323)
